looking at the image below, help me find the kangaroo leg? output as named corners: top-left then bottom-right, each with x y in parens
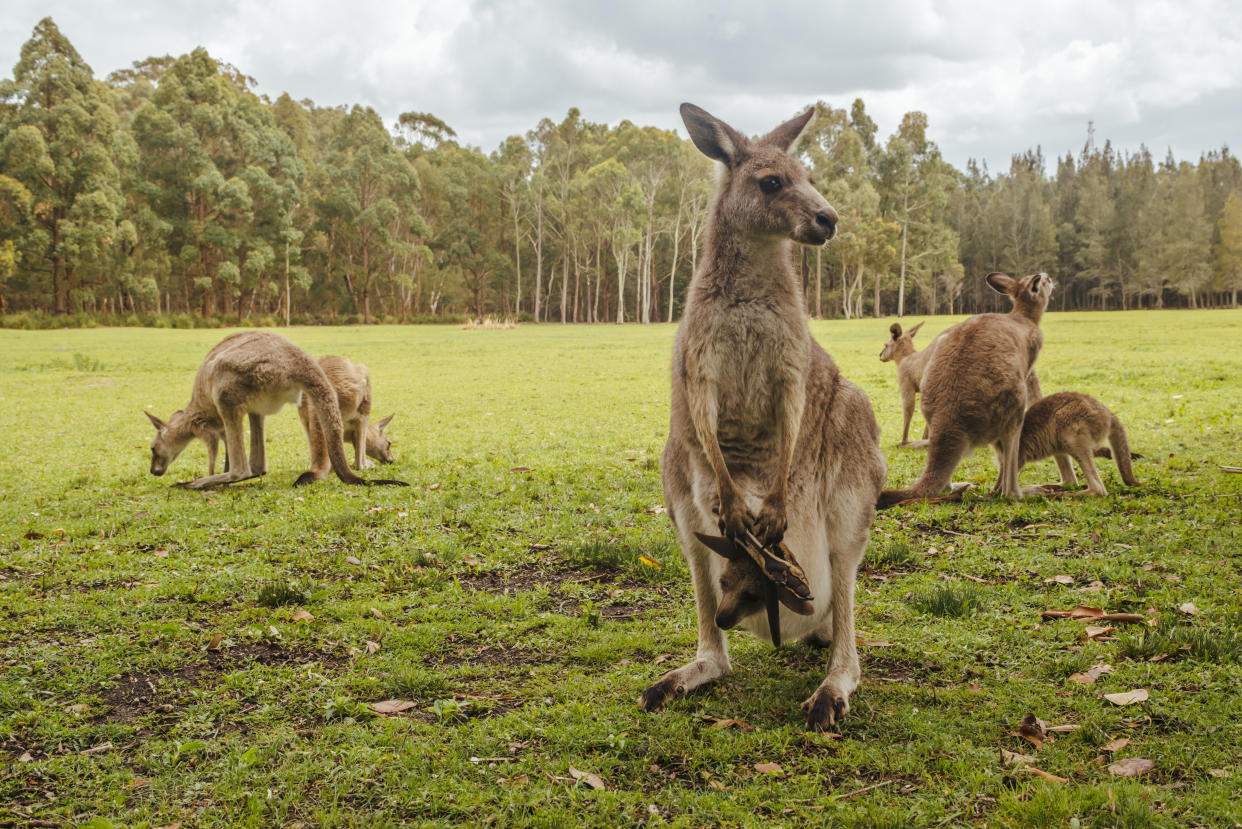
top-left (1076, 450), bottom-right (1108, 496)
top-left (296, 401), bottom-right (331, 484)
top-left (640, 523), bottom-right (731, 711)
top-left (355, 413), bottom-right (369, 470)
top-left (206, 432), bottom-right (219, 476)
top-left (878, 428), bottom-right (972, 509)
top-left (248, 413), bottom-right (267, 476)
top-left (1053, 453), bottom-right (1077, 487)
top-left (899, 386), bottom-right (915, 446)
top-left (177, 408), bottom-right (254, 489)
top-left (996, 427), bottom-right (1024, 498)
top-left (804, 520), bottom-right (868, 730)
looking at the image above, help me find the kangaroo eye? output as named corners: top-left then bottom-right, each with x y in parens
top-left (758, 176), bottom-right (782, 194)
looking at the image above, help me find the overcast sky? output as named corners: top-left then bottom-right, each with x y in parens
top-left (3, 0), bottom-right (1241, 171)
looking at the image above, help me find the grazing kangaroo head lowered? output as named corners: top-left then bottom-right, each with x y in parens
top-left (879, 321), bottom-right (925, 363)
top-left (365, 414), bottom-right (396, 464)
top-left (640, 103), bottom-right (885, 732)
top-left (145, 410), bottom-right (209, 477)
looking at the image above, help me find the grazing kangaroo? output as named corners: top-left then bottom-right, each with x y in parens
top-left (878, 321), bottom-right (939, 447)
top-left (146, 331), bottom-right (403, 489)
top-left (1019, 391), bottom-right (1141, 495)
top-left (639, 104), bottom-right (885, 731)
top-left (297, 355), bottom-right (395, 482)
top-left (877, 272), bottom-right (1053, 508)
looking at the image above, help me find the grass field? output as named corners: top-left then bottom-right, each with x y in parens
top-left (0, 310), bottom-right (1240, 828)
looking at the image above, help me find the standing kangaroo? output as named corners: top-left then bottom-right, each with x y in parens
top-left (146, 331), bottom-right (403, 489)
top-left (1019, 391), bottom-right (1141, 495)
top-left (639, 104), bottom-right (885, 730)
top-left (877, 272), bottom-right (1053, 508)
top-left (878, 321), bottom-right (940, 448)
top-left (297, 355), bottom-right (396, 482)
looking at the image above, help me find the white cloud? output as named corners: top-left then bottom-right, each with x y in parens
top-left (2, 0), bottom-right (1240, 168)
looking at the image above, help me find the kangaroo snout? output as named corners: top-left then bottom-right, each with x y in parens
top-left (815, 209), bottom-right (838, 239)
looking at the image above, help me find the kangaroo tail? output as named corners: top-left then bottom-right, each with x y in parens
top-left (296, 369), bottom-right (369, 486)
top-left (878, 428), bottom-right (971, 509)
top-left (1108, 414), bottom-right (1141, 487)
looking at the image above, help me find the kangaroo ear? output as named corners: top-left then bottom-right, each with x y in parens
top-left (761, 107), bottom-right (815, 154)
top-left (986, 272), bottom-right (1017, 295)
top-left (908, 321), bottom-right (925, 338)
top-left (889, 323), bottom-right (902, 340)
top-left (375, 414), bottom-right (394, 431)
top-left (693, 531), bottom-right (750, 562)
top-left (680, 103), bottom-right (747, 166)
top-left (144, 411), bottom-right (166, 431)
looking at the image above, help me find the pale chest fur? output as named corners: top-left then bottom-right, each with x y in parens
top-left (679, 298), bottom-right (809, 466)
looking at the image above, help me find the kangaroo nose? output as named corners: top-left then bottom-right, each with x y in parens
top-left (815, 209), bottom-right (838, 238)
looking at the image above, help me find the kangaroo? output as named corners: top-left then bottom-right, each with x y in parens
top-left (1019, 391), bottom-right (1141, 495)
top-left (639, 104), bottom-right (885, 731)
top-left (877, 272), bottom-right (1053, 508)
top-left (297, 355), bottom-right (395, 482)
top-left (145, 331), bottom-right (404, 489)
top-left (878, 321), bottom-right (940, 447)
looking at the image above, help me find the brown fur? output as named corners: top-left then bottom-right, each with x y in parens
top-left (1019, 392), bottom-right (1140, 495)
top-left (877, 272), bottom-right (1054, 508)
top-left (297, 355), bottom-right (395, 482)
top-left (878, 321), bottom-right (940, 447)
top-left (638, 104), bottom-right (885, 731)
top-left (145, 331), bottom-right (398, 489)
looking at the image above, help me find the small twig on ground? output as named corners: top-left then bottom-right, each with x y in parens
top-left (1220, 465), bottom-right (1242, 474)
top-left (837, 780), bottom-right (893, 800)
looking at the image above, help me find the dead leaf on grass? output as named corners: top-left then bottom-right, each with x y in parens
top-left (1178, 602), bottom-right (1199, 616)
top-left (205, 632), bottom-right (223, 651)
top-left (1015, 713), bottom-right (1048, 748)
top-left (1102, 738), bottom-right (1130, 752)
top-left (1046, 724), bottom-right (1081, 734)
top-left (1001, 748), bottom-right (1035, 766)
top-left (291, 609), bottom-right (314, 623)
top-left (153, 548), bottom-right (169, 559)
top-left (1084, 625), bottom-right (1115, 640)
top-left (860, 639), bottom-right (893, 647)
top-left (65, 703), bottom-right (89, 716)
top-left (345, 555), bottom-right (362, 565)
top-left (1104, 689), bottom-right (1149, 706)
top-left (1045, 575), bottom-right (1075, 585)
top-left (370, 699), bottom-right (417, 715)
top-left (1069, 663), bottom-right (1114, 685)
top-left (80, 741), bottom-right (113, 755)
top-left (369, 607), bottom-right (385, 619)
top-left (568, 766), bottom-right (605, 790)
top-left (638, 556), bottom-right (663, 569)
top-left (23, 530), bottom-right (43, 540)
top-left (1108, 757), bottom-right (1154, 777)
top-left (705, 716), bottom-right (753, 731)
top-left (753, 762), bottom-right (784, 776)
top-left (365, 640), bottom-right (380, 655)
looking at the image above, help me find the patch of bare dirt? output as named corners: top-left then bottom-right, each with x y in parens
top-left (97, 641), bottom-right (346, 724)
top-left (456, 561), bottom-right (672, 622)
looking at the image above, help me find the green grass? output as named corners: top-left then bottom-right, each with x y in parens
top-left (0, 310), bottom-right (1240, 827)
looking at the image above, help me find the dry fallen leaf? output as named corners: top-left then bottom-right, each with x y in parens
top-left (510, 466), bottom-right (533, 473)
top-left (345, 555), bottom-right (362, 565)
top-left (1020, 766), bottom-right (1068, 784)
top-left (17, 751), bottom-right (33, 763)
top-left (365, 640), bottom-right (380, 655)
top-left (154, 823), bottom-right (183, 829)
top-left (568, 766), bottom-right (606, 790)
top-left (65, 703), bottom-right (89, 715)
top-left (1101, 738), bottom-right (1130, 752)
top-left (1069, 663), bottom-right (1114, 685)
top-left (154, 548), bottom-right (169, 559)
top-left (1084, 625), bottom-right (1115, 640)
top-left (1001, 748), bottom-right (1035, 766)
top-left (1104, 689), bottom-right (1149, 706)
top-left (1016, 713), bottom-right (1048, 748)
top-left (369, 607), bottom-right (385, 619)
top-left (1178, 602), bottom-right (1199, 616)
top-left (370, 699), bottom-right (417, 715)
top-left (1108, 757), bottom-right (1154, 777)
top-left (705, 716), bottom-right (754, 731)
top-left (1046, 724), bottom-right (1081, 734)
top-left (1045, 575), bottom-right (1075, 585)
top-left (638, 555), bottom-right (663, 569)
top-left (80, 741), bottom-right (113, 756)
top-left (205, 632), bottom-right (223, 651)
top-left (291, 609), bottom-right (314, 623)
top-left (753, 762), bottom-right (784, 776)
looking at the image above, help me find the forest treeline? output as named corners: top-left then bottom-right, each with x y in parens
top-left (2, 18), bottom-right (1241, 327)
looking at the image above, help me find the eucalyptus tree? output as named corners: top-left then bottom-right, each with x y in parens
top-left (0, 17), bottom-right (122, 313)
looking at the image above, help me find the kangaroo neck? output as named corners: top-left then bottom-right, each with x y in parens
top-left (696, 218), bottom-right (799, 305)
